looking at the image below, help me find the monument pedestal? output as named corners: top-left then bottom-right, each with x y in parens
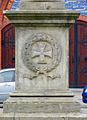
top-left (0, 112), bottom-right (87, 120)
top-left (1, 0), bottom-right (87, 120)
top-left (3, 95), bottom-right (80, 113)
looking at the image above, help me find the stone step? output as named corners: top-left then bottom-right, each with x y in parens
top-left (0, 113), bottom-right (87, 120)
top-left (3, 96), bottom-right (80, 113)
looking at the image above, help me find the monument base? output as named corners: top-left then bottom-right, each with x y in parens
top-left (0, 112), bottom-right (87, 120)
top-left (3, 91), bottom-right (80, 113)
top-left (2, 91), bottom-right (87, 120)
top-left (7, 89), bottom-right (74, 96)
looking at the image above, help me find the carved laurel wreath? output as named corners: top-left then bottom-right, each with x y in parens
top-left (22, 33), bottom-right (61, 73)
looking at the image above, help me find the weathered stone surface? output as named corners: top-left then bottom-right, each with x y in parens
top-left (22, 32), bottom-right (62, 74)
top-left (14, 27), bottom-right (69, 93)
top-left (3, 0), bottom-right (79, 95)
top-left (19, 0), bottom-right (66, 10)
top-left (0, 113), bottom-right (87, 120)
top-left (4, 10), bottom-right (79, 27)
top-left (0, 113), bottom-right (14, 120)
top-left (2, 1), bottom-right (83, 120)
top-left (7, 90), bottom-right (74, 96)
top-left (3, 96), bottom-right (80, 113)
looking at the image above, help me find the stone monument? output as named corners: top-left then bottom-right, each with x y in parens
top-left (1, 0), bottom-right (87, 119)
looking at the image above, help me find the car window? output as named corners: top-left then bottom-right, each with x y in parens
top-left (85, 89), bottom-right (87, 92)
top-left (0, 71), bottom-right (15, 82)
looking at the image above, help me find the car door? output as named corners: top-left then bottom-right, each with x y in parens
top-left (0, 70), bottom-right (15, 102)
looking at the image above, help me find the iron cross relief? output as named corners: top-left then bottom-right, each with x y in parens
top-left (32, 42), bottom-right (52, 64)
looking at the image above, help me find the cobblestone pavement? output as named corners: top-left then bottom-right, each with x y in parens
top-left (0, 89), bottom-right (87, 114)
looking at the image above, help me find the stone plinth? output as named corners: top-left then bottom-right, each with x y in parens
top-left (2, 0), bottom-right (86, 120)
top-left (4, 10), bottom-right (79, 95)
top-left (3, 10), bottom-right (80, 115)
top-left (3, 96), bottom-right (80, 113)
top-left (0, 112), bottom-right (87, 120)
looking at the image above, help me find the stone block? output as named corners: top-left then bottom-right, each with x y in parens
top-left (0, 113), bottom-right (14, 120)
top-left (3, 1), bottom-right (81, 119)
top-left (19, 0), bottom-right (66, 10)
top-left (3, 96), bottom-right (80, 113)
top-left (0, 113), bottom-right (87, 120)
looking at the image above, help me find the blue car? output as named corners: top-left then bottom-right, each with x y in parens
top-left (82, 86), bottom-right (87, 103)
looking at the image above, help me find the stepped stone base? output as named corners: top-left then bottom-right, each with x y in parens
top-left (3, 93), bottom-right (80, 113)
top-left (0, 113), bottom-right (87, 120)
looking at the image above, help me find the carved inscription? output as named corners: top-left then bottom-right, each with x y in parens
top-left (22, 33), bottom-right (62, 79)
